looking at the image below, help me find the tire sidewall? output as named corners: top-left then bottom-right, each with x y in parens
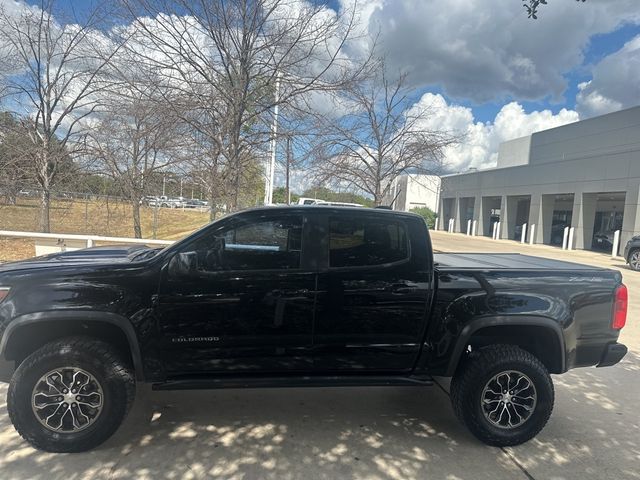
top-left (9, 346), bottom-right (130, 452)
top-left (466, 359), bottom-right (553, 445)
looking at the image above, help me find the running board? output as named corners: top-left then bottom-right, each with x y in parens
top-left (152, 375), bottom-right (434, 391)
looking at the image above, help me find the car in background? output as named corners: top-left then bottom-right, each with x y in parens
top-left (298, 197), bottom-right (324, 205)
top-left (624, 235), bottom-right (640, 270)
top-left (593, 231), bottom-right (615, 251)
top-left (297, 197), bottom-right (363, 207)
top-left (148, 196), bottom-right (186, 208)
top-left (184, 199), bottom-right (209, 209)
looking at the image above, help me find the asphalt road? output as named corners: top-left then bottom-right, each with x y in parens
top-left (0, 232), bottom-right (638, 480)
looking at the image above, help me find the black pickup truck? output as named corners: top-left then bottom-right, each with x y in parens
top-left (0, 206), bottom-right (628, 452)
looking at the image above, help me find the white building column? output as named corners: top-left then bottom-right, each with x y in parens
top-left (571, 192), bottom-right (597, 250)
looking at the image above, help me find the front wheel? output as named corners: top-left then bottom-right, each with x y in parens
top-left (7, 336), bottom-right (135, 452)
top-left (450, 345), bottom-right (554, 447)
top-left (628, 249), bottom-right (640, 271)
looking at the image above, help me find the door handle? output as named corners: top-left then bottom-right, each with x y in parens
top-left (389, 284), bottom-right (419, 294)
top-left (270, 289), bottom-right (311, 297)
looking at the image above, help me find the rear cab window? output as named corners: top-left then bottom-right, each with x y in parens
top-left (329, 215), bottom-right (410, 268)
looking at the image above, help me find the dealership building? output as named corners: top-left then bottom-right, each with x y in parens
top-left (436, 105), bottom-right (640, 253)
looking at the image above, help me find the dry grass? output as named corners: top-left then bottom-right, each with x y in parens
top-left (0, 197), bottom-right (211, 262)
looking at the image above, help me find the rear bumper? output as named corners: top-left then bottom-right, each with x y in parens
top-left (596, 342), bottom-right (628, 368)
top-left (0, 358), bottom-right (14, 383)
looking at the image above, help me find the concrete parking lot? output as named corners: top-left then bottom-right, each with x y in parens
top-left (0, 232), bottom-right (638, 480)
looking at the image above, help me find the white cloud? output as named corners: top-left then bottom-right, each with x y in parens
top-left (576, 35), bottom-right (640, 118)
top-left (341, 0), bottom-right (640, 103)
top-left (410, 93), bottom-right (579, 171)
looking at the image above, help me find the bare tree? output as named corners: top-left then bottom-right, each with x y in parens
top-left (121, 0), bottom-right (369, 212)
top-left (0, 0), bottom-right (120, 232)
top-left (89, 85), bottom-right (181, 238)
top-left (312, 61), bottom-right (458, 206)
top-left (0, 112), bottom-right (33, 205)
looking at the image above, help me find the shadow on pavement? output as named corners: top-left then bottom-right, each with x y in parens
top-left (0, 352), bottom-right (637, 480)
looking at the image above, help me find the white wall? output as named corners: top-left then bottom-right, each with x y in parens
top-left (388, 174), bottom-right (441, 212)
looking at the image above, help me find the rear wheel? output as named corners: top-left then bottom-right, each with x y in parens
top-left (450, 344), bottom-right (554, 447)
top-left (7, 336), bottom-right (135, 453)
top-left (628, 249), bottom-right (640, 271)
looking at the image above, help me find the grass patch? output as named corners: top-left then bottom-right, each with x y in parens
top-left (0, 197), bottom-right (211, 262)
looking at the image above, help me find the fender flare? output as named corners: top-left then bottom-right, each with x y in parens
top-left (0, 311), bottom-right (144, 381)
top-left (445, 315), bottom-right (566, 376)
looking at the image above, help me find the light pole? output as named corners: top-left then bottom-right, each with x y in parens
top-left (264, 72), bottom-right (282, 205)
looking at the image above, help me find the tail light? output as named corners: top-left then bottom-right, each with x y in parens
top-left (612, 284), bottom-right (627, 330)
top-left (0, 287), bottom-right (9, 303)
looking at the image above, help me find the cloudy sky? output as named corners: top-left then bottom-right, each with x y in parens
top-left (336, 0), bottom-right (640, 171)
top-left (9, 0), bottom-right (640, 174)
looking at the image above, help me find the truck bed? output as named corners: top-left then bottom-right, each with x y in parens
top-left (434, 252), bottom-right (603, 271)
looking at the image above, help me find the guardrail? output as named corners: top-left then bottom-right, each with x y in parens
top-left (0, 230), bottom-right (174, 256)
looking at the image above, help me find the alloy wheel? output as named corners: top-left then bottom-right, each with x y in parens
top-left (481, 370), bottom-right (537, 429)
top-left (31, 368), bottom-right (104, 433)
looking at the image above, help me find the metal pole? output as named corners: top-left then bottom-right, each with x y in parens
top-left (285, 136), bottom-right (291, 205)
top-left (162, 175), bottom-right (166, 197)
top-left (521, 223), bottom-right (527, 244)
top-left (264, 72), bottom-right (281, 205)
top-left (562, 227), bottom-right (569, 250)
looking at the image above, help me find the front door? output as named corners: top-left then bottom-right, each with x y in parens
top-left (156, 211), bottom-right (316, 376)
top-left (313, 213), bottom-right (432, 373)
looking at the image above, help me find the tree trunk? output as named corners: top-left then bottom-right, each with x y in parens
top-left (208, 185), bottom-right (222, 222)
top-left (374, 183), bottom-right (383, 206)
top-left (39, 188), bottom-right (51, 232)
top-left (38, 147), bottom-right (52, 232)
top-left (131, 198), bottom-right (142, 238)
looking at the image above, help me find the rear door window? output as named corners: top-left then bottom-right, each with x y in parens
top-left (329, 216), bottom-right (409, 268)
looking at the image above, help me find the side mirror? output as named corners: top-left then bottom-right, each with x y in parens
top-left (168, 252), bottom-right (197, 277)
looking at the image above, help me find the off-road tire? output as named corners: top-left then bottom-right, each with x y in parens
top-left (7, 336), bottom-right (135, 453)
top-left (450, 344), bottom-right (554, 447)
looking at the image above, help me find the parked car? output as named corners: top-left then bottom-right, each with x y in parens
top-left (140, 195), bottom-right (157, 206)
top-left (149, 196), bottom-right (185, 208)
top-left (593, 230), bottom-right (616, 251)
top-left (184, 199), bottom-right (209, 209)
top-left (0, 206), bottom-right (628, 452)
top-left (624, 235), bottom-right (640, 270)
top-left (550, 223), bottom-right (568, 245)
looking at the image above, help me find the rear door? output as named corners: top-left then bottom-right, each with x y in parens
top-left (313, 212), bottom-right (433, 373)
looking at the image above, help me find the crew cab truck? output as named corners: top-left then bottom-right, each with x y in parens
top-left (0, 206), bottom-right (628, 452)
